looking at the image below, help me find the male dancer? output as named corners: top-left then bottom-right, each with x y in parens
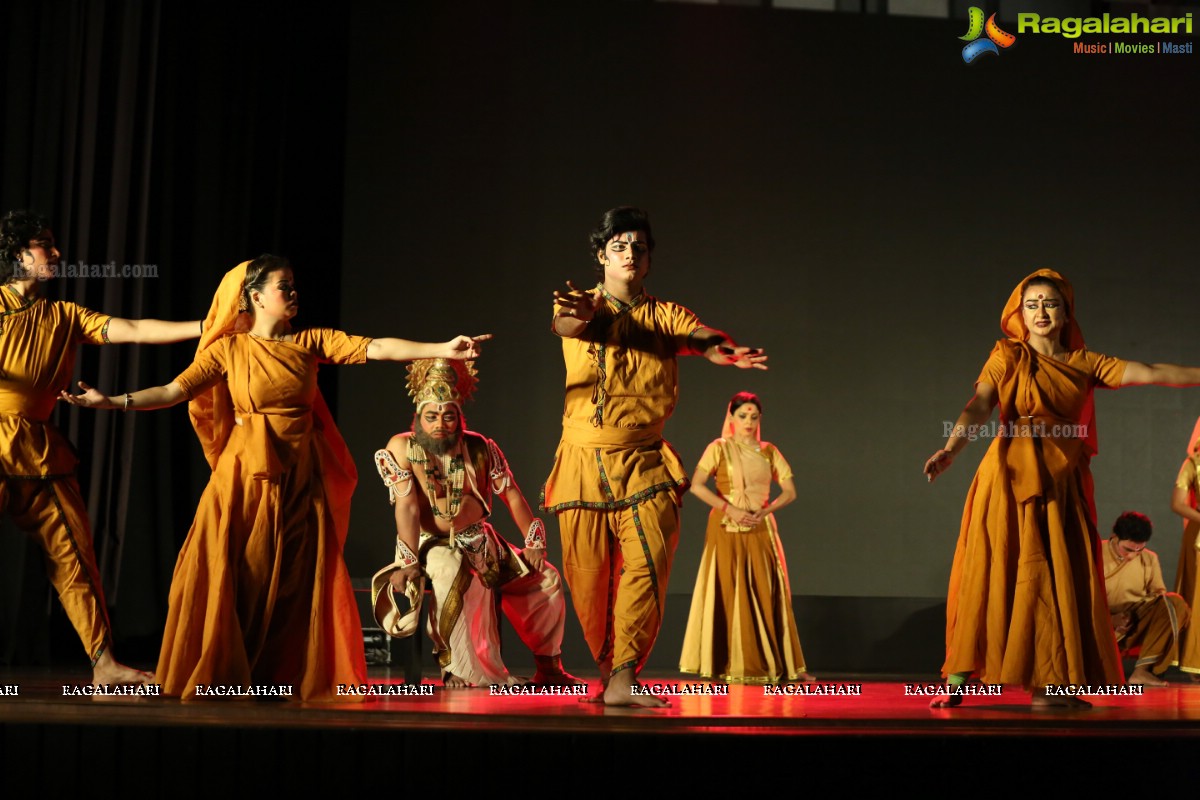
top-left (544, 206), bottom-right (767, 706)
top-left (1, 209), bottom-right (201, 684)
top-left (1104, 512), bottom-right (1190, 686)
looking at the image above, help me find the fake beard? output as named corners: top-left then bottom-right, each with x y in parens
top-left (412, 428), bottom-right (461, 456)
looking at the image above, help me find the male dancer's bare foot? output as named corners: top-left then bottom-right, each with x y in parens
top-left (1030, 689), bottom-right (1092, 709)
top-left (91, 650), bottom-right (154, 687)
top-left (1127, 667), bottom-right (1168, 687)
top-left (603, 669), bottom-right (668, 708)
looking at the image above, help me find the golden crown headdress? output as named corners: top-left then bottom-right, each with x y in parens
top-left (406, 358), bottom-right (478, 410)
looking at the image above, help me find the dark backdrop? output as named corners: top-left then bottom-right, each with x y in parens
top-left (338, 1), bottom-right (1200, 612)
top-left (0, 0), bottom-right (348, 663)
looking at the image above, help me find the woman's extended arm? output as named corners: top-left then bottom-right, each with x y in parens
top-left (59, 381), bottom-right (188, 411)
top-left (923, 381), bottom-right (999, 483)
top-left (1121, 362), bottom-right (1200, 387)
top-left (366, 334), bottom-right (491, 362)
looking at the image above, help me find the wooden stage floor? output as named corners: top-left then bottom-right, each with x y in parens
top-left (3, 667), bottom-right (1200, 792)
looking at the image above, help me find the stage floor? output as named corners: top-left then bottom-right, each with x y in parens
top-left (3, 667), bottom-right (1200, 737)
top-left (4, 667), bottom-right (1200, 792)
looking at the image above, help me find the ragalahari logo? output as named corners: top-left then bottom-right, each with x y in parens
top-left (959, 7), bottom-right (1016, 63)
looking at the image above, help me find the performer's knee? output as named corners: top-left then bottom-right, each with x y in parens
top-left (1166, 592), bottom-right (1191, 623)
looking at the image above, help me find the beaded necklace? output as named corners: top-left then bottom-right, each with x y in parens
top-left (410, 440), bottom-right (465, 522)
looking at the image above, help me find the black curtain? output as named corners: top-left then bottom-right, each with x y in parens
top-left (0, 0), bottom-right (348, 664)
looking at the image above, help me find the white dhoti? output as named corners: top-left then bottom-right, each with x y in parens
top-left (418, 521), bottom-right (567, 685)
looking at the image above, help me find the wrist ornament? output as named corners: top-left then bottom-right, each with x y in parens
top-left (524, 518), bottom-right (547, 550)
top-left (395, 538), bottom-right (419, 569)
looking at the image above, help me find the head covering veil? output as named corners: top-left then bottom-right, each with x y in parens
top-left (718, 394), bottom-right (766, 531)
top-left (998, 268), bottom-right (1099, 460)
top-left (1188, 416), bottom-right (1200, 459)
top-left (723, 395), bottom-right (763, 445)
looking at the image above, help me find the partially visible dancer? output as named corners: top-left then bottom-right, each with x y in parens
top-left (679, 391), bottom-right (812, 685)
top-left (923, 268), bottom-right (1200, 708)
top-left (1169, 418), bottom-right (1200, 681)
top-left (1102, 512), bottom-right (1190, 686)
top-left (544, 206), bottom-right (767, 707)
top-left (1, 209), bottom-right (200, 685)
top-left (372, 358), bottom-right (580, 688)
top-left (62, 255), bottom-right (487, 700)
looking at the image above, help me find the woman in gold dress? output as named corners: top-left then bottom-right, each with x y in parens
top-left (1168, 417), bottom-right (1200, 681)
top-left (63, 255), bottom-right (486, 699)
top-left (679, 391), bottom-right (812, 684)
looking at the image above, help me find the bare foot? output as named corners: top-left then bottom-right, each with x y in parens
top-left (603, 670), bottom-right (668, 708)
top-left (1031, 689), bottom-right (1092, 709)
top-left (929, 687), bottom-right (964, 709)
top-left (92, 650), bottom-right (154, 687)
top-left (532, 654), bottom-right (585, 686)
top-left (441, 672), bottom-right (475, 689)
top-left (797, 672), bottom-right (817, 683)
top-left (1128, 667), bottom-right (1168, 687)
top-left (1189, 672), bottom-right (1200, 684)
top-left (579, 666), bottom-right (610, 704)
top-left (580, 687), bottom-right (607, 704)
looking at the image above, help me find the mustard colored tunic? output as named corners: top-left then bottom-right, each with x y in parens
top-left (0, 287), bottom-right (110, 476)
top-left (542, 290), bottom-right (702, 512)
top-left (159, 329), bottom-right (369, 700)
top-left (942, 339), bottom-right (1126, 688)
top-left (679, 438), bottom-right (806, 683)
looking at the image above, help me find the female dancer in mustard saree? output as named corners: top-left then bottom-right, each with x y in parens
top-left (924, 269), bottom-right (1200, 707)
top-left (679, 392), bottom-right (812, 684)
top-left (63, 255), bottom-right (486, 700)
top-left (1169, 417), bottom-right (1200, 681)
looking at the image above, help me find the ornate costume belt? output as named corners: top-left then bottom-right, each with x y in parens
top-left (421, 520), bottom-right (488, 552)
top-left (420, 520), bottom-right (506, 587)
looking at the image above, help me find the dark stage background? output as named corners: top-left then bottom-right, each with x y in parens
top-left (339, 4), bottom-right (1199, 597)
top-left (2, 0), bottom-right (1198, 672)
top-left (0, 0), bottom-right (350, 663)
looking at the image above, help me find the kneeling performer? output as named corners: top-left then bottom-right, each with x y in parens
top-left (373, 358), bottom-right (579, 688)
